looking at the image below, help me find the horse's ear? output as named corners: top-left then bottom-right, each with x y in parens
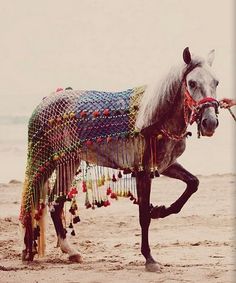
top-left (207, 49), bottom-right (215, 67)
top-left (183, 47), bottom-right (191, 65)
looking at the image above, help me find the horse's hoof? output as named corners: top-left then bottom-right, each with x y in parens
top-left (150, 205), bottom-right (167, 219)
top-left (69, 253), bottom-right (82, 263)
top-left (145, 262), bottom-right (162, 272)
top-left (21, 249), bottom-right (36, 262)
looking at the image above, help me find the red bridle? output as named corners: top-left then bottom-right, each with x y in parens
top-left (160, 82), bottom-right (219, 141)
top-left (184, 83), bottom-right (219, 125)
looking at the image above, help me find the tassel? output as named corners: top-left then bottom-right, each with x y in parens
top-left (106, 187), bottom-right (112, 195)
top-left (69, 222), bottom-right (73, 228)
top-left (150, 171), bottom-right (154, 179)
top-left (110, 192), bottom-right (118, 200)
top-left (131, 171), bottom-right (136, 177)
top-left (112, 174), bottom-right (117, 182)
top-left (155, 170), bottom-right (160, 177)
top-left (82, 181), bottom-right (87, 192)
top-left (118, 171), bottom-right (122, 178)
top-left (73, 216), bottom-right (81, 224)
top-left (123, 168), bottom-right (132, 174)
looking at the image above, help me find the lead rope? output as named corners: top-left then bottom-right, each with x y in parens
top-left (227, 108), bottom-right (236, 122)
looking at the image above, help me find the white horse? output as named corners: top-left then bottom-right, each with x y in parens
top-left (20, 47), bottom-right (219, 271)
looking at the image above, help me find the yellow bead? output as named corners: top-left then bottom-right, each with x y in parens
top-left (53, 154), bottom-right (59, 161)
top-left (70, 112), bottom-right (75, 118)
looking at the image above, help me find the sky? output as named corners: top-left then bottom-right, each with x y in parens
top-left (0, 0), bottom-right (235, 180)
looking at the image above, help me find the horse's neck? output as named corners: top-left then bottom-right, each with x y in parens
top-left (163, 86), bottom-right (186, 133)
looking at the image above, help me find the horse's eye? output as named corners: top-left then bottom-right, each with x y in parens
top-left (189, 80), bottom-right (196, 88)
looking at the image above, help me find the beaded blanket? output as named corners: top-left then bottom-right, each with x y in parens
top-left (20, 86), bottom-right (146, 227)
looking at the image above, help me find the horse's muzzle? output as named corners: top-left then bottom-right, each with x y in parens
top-left (200, 117), bottom-right (219, 136)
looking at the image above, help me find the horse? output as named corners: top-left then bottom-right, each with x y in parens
top-left (19, 47), bottom-right (219, 272)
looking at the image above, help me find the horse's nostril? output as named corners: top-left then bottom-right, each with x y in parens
top-left (202, 119), bottom-right (208, 128)
top-left (201, 118), bottom-right (218, 130)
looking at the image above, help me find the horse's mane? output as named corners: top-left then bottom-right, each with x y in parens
top-left (136, 56), bottom-right (204, 131)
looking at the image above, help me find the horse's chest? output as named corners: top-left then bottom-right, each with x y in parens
top-left (156, 139), bottom-right (186, 172)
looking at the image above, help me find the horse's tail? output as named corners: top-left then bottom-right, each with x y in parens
top-left (19, 140), bottom-right (49, 259)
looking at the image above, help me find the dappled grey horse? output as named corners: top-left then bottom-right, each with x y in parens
top-left (20, 47), bottom-right (219, 271)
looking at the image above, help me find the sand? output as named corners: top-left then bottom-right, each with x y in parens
top-left (0, 174), bottom-right (235, 283)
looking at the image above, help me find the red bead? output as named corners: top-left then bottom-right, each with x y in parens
top-left (39, 166), bottom-right (44, 172)
top-left (93, 110), bottom-right (100, 118)
top-left (86, 140), bottom-right (93, 146)
top-left (107, 136), bottom-right (112, 143)
top-left (103, 109), bottom-right (110, 116)
top-left (97, 137), bottom-right (103, 143)
top-left (80, 111), bottom-right (87, 118)
top-left (106, 187), bottom-right (112, 195)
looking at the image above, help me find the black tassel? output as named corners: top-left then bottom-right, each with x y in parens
top-left (73, 216), bottom-right (81, 224)
top-left (155, 170), bottom-right (160, 177)
top-left (131, 171), bottom-right (136, 177)
top-left (69, 222), bottom-right (73, 228)
top-left (123, 168), bottom-right (132, 174)
top-left (150, 171), bottom-right (154, 179)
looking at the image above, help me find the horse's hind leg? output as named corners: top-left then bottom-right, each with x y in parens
top-left (50, 159), bottom-right (82, 263)
top-left (150, 162), bottom-right (199, 219)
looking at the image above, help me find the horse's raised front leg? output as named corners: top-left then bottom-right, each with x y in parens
top-left (150, 162), bottom-right (199, 219)
top-left (136, 172), bottom-right (161, 272)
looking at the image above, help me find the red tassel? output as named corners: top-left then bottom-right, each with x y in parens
top-left (106, 187), bottom-right (112, 195)
top-left (110, 192), bottom-right (118, 200)
top-left (82, 181), bottom-right (87, 192)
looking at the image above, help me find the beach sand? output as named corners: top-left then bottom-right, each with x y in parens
top-left (0, 174), bottom-right (235, 283)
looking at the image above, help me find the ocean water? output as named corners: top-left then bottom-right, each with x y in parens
top-left (0, 94), bottom-right (234, 183)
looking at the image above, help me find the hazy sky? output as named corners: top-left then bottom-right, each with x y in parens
top-left (0, 0), bottom-right (235, 176)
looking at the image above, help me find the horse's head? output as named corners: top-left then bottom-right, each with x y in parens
top-left (183, 47), bottom-right (219, 137)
